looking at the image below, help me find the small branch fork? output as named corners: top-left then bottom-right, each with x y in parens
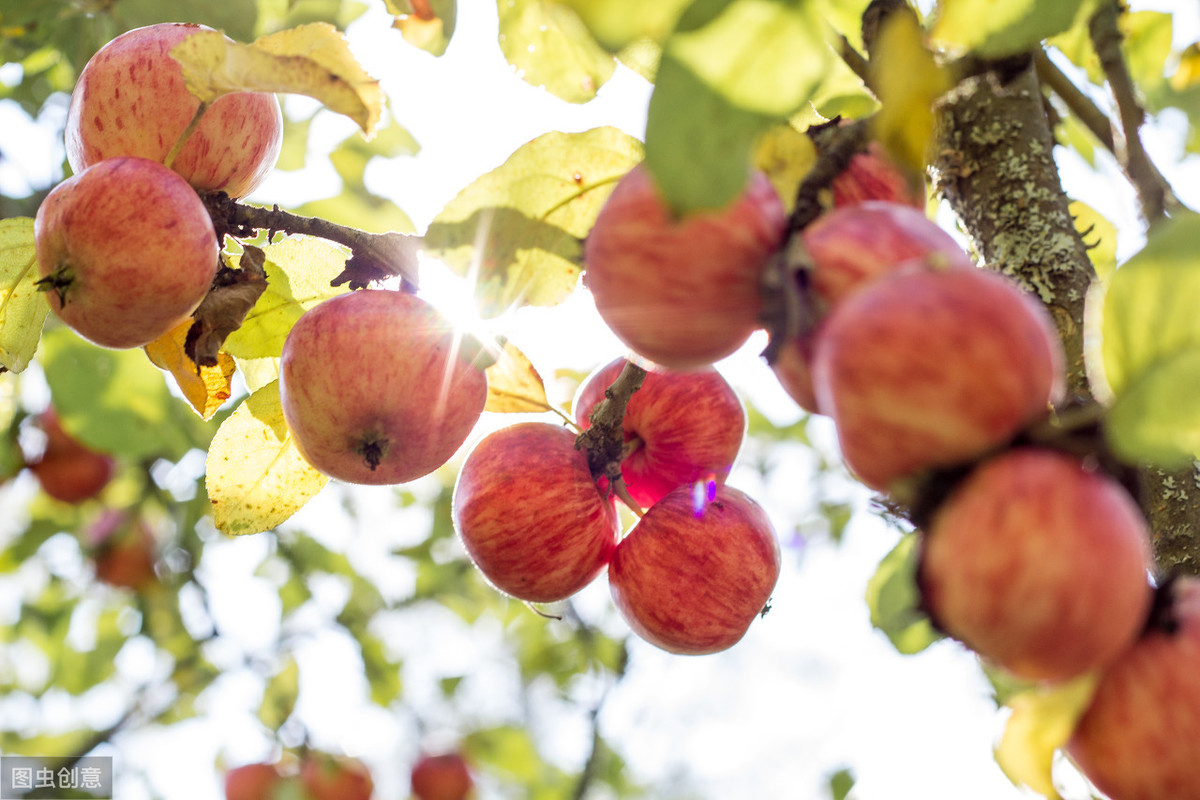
top-left (574, 360), bottom-right (647, 516)
top-left (201, 192), bottom-right (421, 291)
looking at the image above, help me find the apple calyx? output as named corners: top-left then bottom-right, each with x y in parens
top-left (354, 433), bottom-right (390, 472)
top-left (34, 267), bottom-right (75, 307)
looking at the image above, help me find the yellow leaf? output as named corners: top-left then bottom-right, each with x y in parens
top-left (485, 341), bottom-right (552, 413)
top-left (171, 24), bottom-right (381, 136)
top-left (0, 217), bottom-right (50, 373)
top-left (754, 123), bottom-right (816, 214)
top-left (1171, 42), bottom-right (1200, 90)
top-left (995, 672), bottom-right (1099, 799)
top-left (144, 320), bottom-right (237, 420)
top-left (1069, 200), bottom-right (1117, 283)
top-left (206, 380), bottom-right (328, 535)
top-left (870, 12), bottom-right (952, 173)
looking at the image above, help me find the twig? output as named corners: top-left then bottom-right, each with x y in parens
top-left (837, 35), bottom-right (873, 92)
top-left (202, 192), bottom-right (421, 290)
top-left (1034, 50), bottom-right (1115, 151)
top-left (1087, 1), bottom-right (1178, 224)
top-left (574, 360), bottom-right (646, 514)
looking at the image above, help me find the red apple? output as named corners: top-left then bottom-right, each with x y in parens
top-left (920, 448), bottom-right (1152, 683)
top-left (410, 752), bottom-right (474, 800)
top-left (279, 289), bottom-right (487, 485)
top-left (573, 357), bottom-right (745, 510)
top-left (608, 483), bottom-right (780, 655)
top-left (27, 409), bottom-right (115, 503)
top-left (66, 23), bottom-right (283, 198)
top-left (774, 202), bottom-right (969, 413)
top-left (583, 164), bottom-right (787, 370)
top-left (452, 422), bottom-right (619, 602)
top-left (1068, 577), bottom-right (1200, 799)
top-left (224, 763), bottom-right (284, 800)
top-left (88, 510), bottom-right (159, 591)
top-left (301, 755), bottom-right (373, 800)
top-left (832, 142), bottom-right (924, 209)
top-left (812, 260), bottom-right (1065, 490)
top-left (35, 156), bottom-right (220, 349)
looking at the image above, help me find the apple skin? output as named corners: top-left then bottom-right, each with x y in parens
top-left (608, 483), bottom-right (780, 655)
top-left (573, 357), bottom-right (745, 509)
top-left (583, 164), bottom-right (787, 370)
top-left (89, 511), bottom-right (159, 591)
top-left (34, 156), bottom-right (219, 349)
top-left (280, 289), bottom-right (487, 485)
top-left (301, 756), bottom-right (373, 800)
top-left (453, 422), bottom-right (619, 603)
top-left (27, 409), bottom-right (115, 503)
top-left (832, 143), bottom-right (924, 209)
top-left (812, 261), bottom-right (1065, 490)
top-left (1068, 577), bottom-right (1200, 800)
top-left (919, 448), bottom-right (1152, 683)
top-left (410, 752), bottom-right (474, 800)
top-left (774, 202), bottom-right (969, 413)
top-left (224, 763), bottom-right (284, 800)
top-left (66, 23), bottom-right (283, 198)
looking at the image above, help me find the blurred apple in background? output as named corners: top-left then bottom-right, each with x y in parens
top-left (410, 751), bottom-right (474, 800)
top-left (26, 408), bottom-right (115, 503)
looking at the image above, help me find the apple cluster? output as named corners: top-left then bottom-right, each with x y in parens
top-left (224, 749), bottom-right (474, 800)
top-left (452, 357), bottom-right (781, 656)
top-left (34, 23), bottom-right (283, 350)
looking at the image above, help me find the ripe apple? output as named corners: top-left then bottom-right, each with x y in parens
top-left (608, 483), bottom-right (780, 655)
top-left (35, 156), bottom-right (219, 349)
top-left (919, 448), bottom-right (1152, 683)
top-left (832, 142), bottom-right (924, 209)
top-left (301, 755), bottom-right (373, 800)
top-left (812, 260), bottom-right (1065, 490)
top-left (66, 23), bottom-right (283, 198)
top-left (583, 164), bottom-right (787, 370)
top-left (1068, 577), bottom-right (1200, 800)
top-left (773, 202), bottom-right (969, 413)
top-left (87, 510), bottom-right (158, 591)
top-left (224, 762), bottom-right (284, 800)
top-left (410, 752), bottom-right (474, 800)
top-left (279, 289), bottom-right (488, 485)
top-left (573, 357), bottom-right (745, 509)
top-left (453, 422), bottom-right (619, 603)
top-left (27, 409), bottom-right (115, 503)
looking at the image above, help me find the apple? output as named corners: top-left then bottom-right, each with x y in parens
top-left (811, 260), bottom-right (1065, 490)
top-left (583, 164), bottom-right (787, 370)
top-left (608, 483), bottom-right (780, 655)
top-left (573, 357), bottom-right (745, 510)
top-left (66, 23), bottom-right (283, 198)
top-left (919, 448), bottom-right (1153, 683)
top-left (774, 202), bottom-right (970, 413)
top-left (410, 752), bottom-right (474, 800)
top-left (832, 142), bottom-right (924, 209)
top-left (224, 763), bottom-right (284, 800)
top-left (452, 422), bottom-right (619, 603)
top-left (87, 510), bottom-right (159, 591)
top-left (279, 289), bottom-right (488, 485)
top-left (27, 409), bottom-right (115, 503)
top-left (35, 156), bottom-right (220, 349)
top-left (1068, 577), bottom-right (1200, 800)
top-left (301, 755), bottom-right (373, 800)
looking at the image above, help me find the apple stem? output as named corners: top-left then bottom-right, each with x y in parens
top-left (610, 475), bottom-right (644, 518)
top-left (164, 101), bottom-right (209, 171)
top-left (574, 360), bottom-right (646, 482)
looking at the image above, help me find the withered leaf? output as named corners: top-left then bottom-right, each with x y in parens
top-left (187, 246), bottom-right (270, 366)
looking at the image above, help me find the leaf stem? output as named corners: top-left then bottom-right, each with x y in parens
top-left (164, 102), bottom-right (209, 170)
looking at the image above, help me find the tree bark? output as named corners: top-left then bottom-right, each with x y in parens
top-left (931, 60), bottom-right (1200, 575)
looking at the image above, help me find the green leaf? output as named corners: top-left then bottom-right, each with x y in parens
top-left (39, 326), bottom-right (198, 460)
top-left (205, 380), bottom-right (329, 535)
top-left (827, 767), bottom-right (856, 800)
top-left (296, 191), bottom-right (415, 235)
top-left (1106, 349), bottom-right (1200, 466)
top-left (258, 655), bottom-right (300, 730)
top-left (358, 633), bottom-right (403, 707)
top-left (933, 0), bottom-right (1097, 57)
top-left (464, 725), bottom-right (544, 782)
top-left (864, 532), bottom-right (942, 655)
top-left (0, 217), bottom-right (50, 373)
top-left (424, 126), bottom-right (642, 316)
top-left (645, 52), bottom-right (770, 213)
top-left (667, 0), bottom-right (833, 117)
top-left (497, 0), bottom-right (615, 103)
top-left (53, 606), bottom-right (128, 695)
top-left (1098, 213), bottom-right (1200, 398)
top-left (222, 238), bottom-right (353, 360)
top-left (560, 0), bottom-right (691, 50)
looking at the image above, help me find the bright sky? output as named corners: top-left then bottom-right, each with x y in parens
top-left (4, 1), bottom-right (1200, 798)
